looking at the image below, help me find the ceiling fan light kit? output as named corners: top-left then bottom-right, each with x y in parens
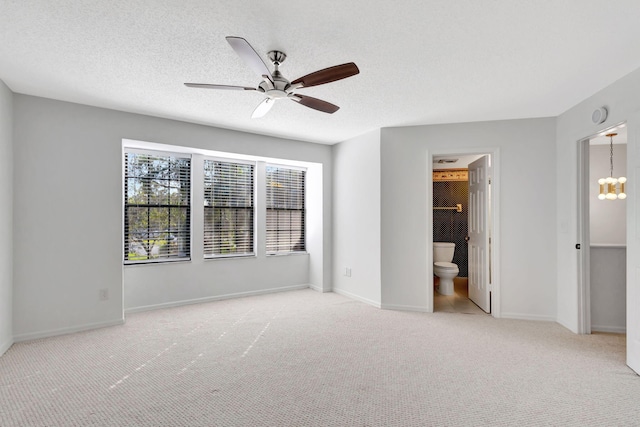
top-left (185, 36), bottom-right (360, 118)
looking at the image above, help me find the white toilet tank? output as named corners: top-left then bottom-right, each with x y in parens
top-left (433, 242), bottom-right (455, 262)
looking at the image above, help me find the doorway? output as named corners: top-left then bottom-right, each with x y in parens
top-left (429, 150), bottom-right (498, 315)
top-left (577, 123), bottom-right (627, 334)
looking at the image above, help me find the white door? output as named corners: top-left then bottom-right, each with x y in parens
top-left (627, 112), bottom-right (640, 374)
top-left (468, 156), bottom-right (490, 312)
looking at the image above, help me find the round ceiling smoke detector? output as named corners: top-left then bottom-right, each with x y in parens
top-left (592, 107), bottom-right (608, 125)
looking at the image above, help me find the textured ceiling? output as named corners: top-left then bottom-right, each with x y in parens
top-left (2, 1), bottom-right (640, 145)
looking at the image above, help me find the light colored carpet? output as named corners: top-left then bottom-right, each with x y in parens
top-left (1, 289), bottom-right (638, 426)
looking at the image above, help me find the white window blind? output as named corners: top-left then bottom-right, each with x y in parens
top-left (266, 166), bottom-right (305, 254)
top-left (124, 151), bottom-right (191, 263)
top-left (204, 159), bottom-right (255, 257)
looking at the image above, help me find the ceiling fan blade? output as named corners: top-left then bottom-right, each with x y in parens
top-left (251, 98), bottom-right (275, 119)
top-left (291, 94), bottom-right (339, 114)
top-left (226, 36), bottom-right (273, 82)
top-left (184, 83), bottom-right (256, 91)
top-left (291, 62), bottom-right (359, 88)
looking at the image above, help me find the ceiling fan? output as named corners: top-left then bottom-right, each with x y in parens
top-left (184, 36), bottom-right (360, 118)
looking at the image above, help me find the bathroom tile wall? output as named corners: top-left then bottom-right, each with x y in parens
top-left (433, 180), bottom-right (468, 277)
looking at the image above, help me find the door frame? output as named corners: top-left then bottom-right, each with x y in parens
top-left (576, 121), bottom-right (627, 335)
top-left (427, 147), bottom-right (501, 317)
top-left (577, 137), bottom-right (592, 334)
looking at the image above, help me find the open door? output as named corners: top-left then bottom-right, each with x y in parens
top-left (468, 155), bottom-right (490, 312)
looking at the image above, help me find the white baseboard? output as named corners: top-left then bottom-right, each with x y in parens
top-left (125, 284), bottom-right (310, 314)
top-left (500, 312), bottom-right (556, 322)
top-left (332, 287), bottom-right (381, 308)
top-left (381, 303), bottom-right (430, 313)
top-left (555, 316), bottom-right (579, 334)
top-left (13, 318), bottom-right (125, 343)
top-left (591, 325), bottom-right (626, 334)
top-left (0, 337), bottom-right (13, 357)
top-left (309, 284), bottom-right (331, 293)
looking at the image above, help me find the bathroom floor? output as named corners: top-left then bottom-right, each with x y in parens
top-left (434, 277), bottom-right (488, 314)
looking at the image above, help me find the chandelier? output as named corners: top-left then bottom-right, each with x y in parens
top-left (598, 132), bottom-right (626, 200)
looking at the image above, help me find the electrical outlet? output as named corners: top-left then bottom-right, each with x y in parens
top-left (346, 267), bottom-right (352, 277)
top-left (99, 288), bottom-right (109, 301)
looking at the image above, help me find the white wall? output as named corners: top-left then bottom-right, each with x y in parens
top-left (125, 255), bottom-right (310, 311)
top-left (12, 94), bottom-right (332, 340)
top-left (556, 68), bottom-right (640, 333)
top-left (0, 80), bottom-right (13, 356)
top-left (590, 247), bottom-right (626, 333)
top-left (332, 130), bottom-right (381, 306)
top-left (589, 144), bottom-right (627, 244)
top-left (380, 118), bottom-right (557, 319)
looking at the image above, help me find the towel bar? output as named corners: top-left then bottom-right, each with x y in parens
top-left (433, 203), bottom-right (463, 213)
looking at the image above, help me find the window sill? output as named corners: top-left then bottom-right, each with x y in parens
top-left (124, 258), bottom-right (191, 267)
top-left (267, 252), bottom-right (309, 257)
top-left (204, 254), bottom-right (257, 261)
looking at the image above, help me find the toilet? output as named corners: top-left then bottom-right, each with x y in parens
top-left (433, 242), bottom-right (459, 296)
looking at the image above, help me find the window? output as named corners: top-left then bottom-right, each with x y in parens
top-left (204, 159), bottom-right (255, 257)
top-left (266, 165), bottom-right (305, 254)
top-left (124, 151), bottom-right (191, 263)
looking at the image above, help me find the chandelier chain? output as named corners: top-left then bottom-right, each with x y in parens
top-left (609, 135), bottom-right (614, 177)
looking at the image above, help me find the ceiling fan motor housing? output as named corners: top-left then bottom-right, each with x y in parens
top-left (259, 65), bottom-right (292, 99)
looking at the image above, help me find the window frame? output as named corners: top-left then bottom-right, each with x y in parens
top-left (203, 157), bottom-right (256, 259)
top-left (123, 148), bottom-right (192, 265)
top-left (265, 164), bottom-right (307, 255)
